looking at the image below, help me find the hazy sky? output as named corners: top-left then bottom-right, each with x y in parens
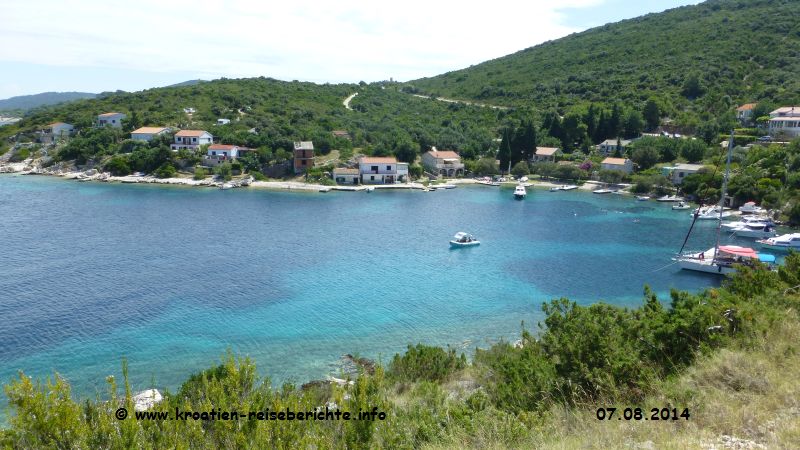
top-left (0, 0), bottom-right (700, 99)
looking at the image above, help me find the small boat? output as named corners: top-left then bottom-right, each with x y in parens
top-left (518, 176), bottom-right (529, 182)
top-left (757, 233), bottom-right (800, 252)
top-left (691, 205), bottom-right (731, 220)
top-left (636, 195), bottom-right (650, 201)
top-left (672, 201), bottom-right (691, 210)
top-left (549, 186), bottom-right (561, 192)
top-left (365, 186), bottom-right (375, 193)
top-left (657, 195), bottom-right (683, 202)
top-left (560, 185), bottom-right (578, 191)
top-left (739, 201), bottom-right (766, 215)
top-left (219, 182), bottom-right (234, 190)
top-left (723, 215), bottom-right (774, 230)
top-left (514, 184), bottom-right (527, 199)
top-left (728, 222), bottom-right (777, 239)
top-left (319, 187), bottom-right (331, 193)
top-left (593, 189), bottom-right (614, 194)
top-left (450, 232), bottom-right (480, 248)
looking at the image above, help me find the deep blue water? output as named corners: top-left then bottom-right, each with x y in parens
top-left (1, 175), bottom-right (744, 405)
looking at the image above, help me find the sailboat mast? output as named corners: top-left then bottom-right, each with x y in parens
top-left (713, 130), bottom-right (735, 260)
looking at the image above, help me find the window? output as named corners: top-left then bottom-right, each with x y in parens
top-left (212, 151), bottom-right (216, 155)
top-left (386, 165), bottom-right (391, 170)
top-left (192, 138), bottom-right (197, 142)
top-left (370, 176), bottom-right (375, 181)
top-left (371, 166), bottom-right (378, 172)
top-left (302, 160), bottom-right (307, 166)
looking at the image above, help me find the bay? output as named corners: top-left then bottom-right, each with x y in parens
top-left (0, 175), bottom-right (734, 403)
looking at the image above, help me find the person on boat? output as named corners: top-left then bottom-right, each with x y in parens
top-left (698, 252), bottom-right (704, 260)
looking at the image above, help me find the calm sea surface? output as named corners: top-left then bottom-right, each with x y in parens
top-left (1, 175), bottom-right (744, 405)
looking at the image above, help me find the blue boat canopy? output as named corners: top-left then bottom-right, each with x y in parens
top-left (758, 254), bottom-right (776, 263)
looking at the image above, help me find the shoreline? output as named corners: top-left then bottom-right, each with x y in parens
top-left (0, 160), bottom-right (621, 194)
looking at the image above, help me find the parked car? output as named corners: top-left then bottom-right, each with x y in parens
top-left (757, 136), bottom-right (773, 142)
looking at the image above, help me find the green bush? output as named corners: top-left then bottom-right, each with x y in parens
top-left (154, 163), bottom-right (176, 178)
top-left (103, 155), bottom-right (131, 176)
top-left (193, 167), bottom-right (207, 180)
top-left (389, 344), bottom-right (466, 382)
top-left (214, 162), bottom-right (232, 181)
top-left (9, 147), bottom-right (30, 162)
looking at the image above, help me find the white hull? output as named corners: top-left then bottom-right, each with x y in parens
top-left (729, 229), bottom-right (777, 239)
top-left (678, 258), bottom-right (736, 274)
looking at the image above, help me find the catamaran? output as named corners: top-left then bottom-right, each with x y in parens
top-left (675, 130), bottom-right (774, 275)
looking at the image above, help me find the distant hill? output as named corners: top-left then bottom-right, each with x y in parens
top-left (165, 79), bottom-right (208, 88)
top-left (0, 92), bottom-right (96, 113)
top-left (407, 0), bottom-right (800, 124)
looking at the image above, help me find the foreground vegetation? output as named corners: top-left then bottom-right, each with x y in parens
top-left (4, 254), bottom-right (800, 448)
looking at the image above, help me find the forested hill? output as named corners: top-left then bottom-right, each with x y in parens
top-left (1, 77), bottom-right (510, 160)
top-left (406, 0), bottom-right (800, 128)
top-left (0, 92), bottom-right (97, 113)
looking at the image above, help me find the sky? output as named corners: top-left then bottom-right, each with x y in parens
top-left (0, 0), bottom-right (701, 100)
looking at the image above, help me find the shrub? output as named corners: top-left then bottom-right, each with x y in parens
top-left (389, 344), bottom-right (466, 382)
top-left (103, 155), bottom-right (131, 176)
top-left (193, 167), bottom-right (207, 180)
top-left (154, 163), bottom-right (176, 178)
top-left (214, 162), bottom-right (232, 181)
top-left (9, 147), bottom-right (30, 162)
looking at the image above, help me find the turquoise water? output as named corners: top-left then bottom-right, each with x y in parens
top-left (1, 175), bottom-right (742, 404)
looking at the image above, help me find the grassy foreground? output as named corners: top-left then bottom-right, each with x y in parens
top-left (3, 256), bottom-right (800, 448)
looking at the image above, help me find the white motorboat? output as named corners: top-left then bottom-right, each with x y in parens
top-left (514, 184), bottom-right (527, 199)
top-left (219, 182), bottom-right (234, 190)
top-left (691, 205), bottom-right (731, 220)
top-left (657, 195), bottom-right (683, 202)
top-left (672, 201), bottom-right (691, 210)
top-left (728, 222), bottom-right (777, 239)
top-left (560, 185), bottom-right (578, 191)
top-left (722, 215), bottom-right (775, 230)
top-left (739, 202), bottom-right (766, 215)
top-left (549, 186), bottom-right (561, 192)
top-left (365, 186), bottom-right (375, 192)
top-left (636, 195), bottom-right (650, 201)
top-left (450, 232), bottom-right (480, 248)
top-left (757, 233), bottom-right (800, 252)
top-left (593, 189), bottom-right (614, 194)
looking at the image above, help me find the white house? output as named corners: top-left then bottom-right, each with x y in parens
top-left (768, 106), bottom-right (800, 139)
top-left (601, 157), bottom-right (633, 174)
top-left (97, 112), bottom-right (126, 128)
top-left (332, 168), bottom-right (360, 185)
top-left (217, 118), bottom-right (230, 125)
top-left (663, 163), bottom-right (705, 185)
top-left (532, 147), bottom-right (560, 163)
top-left (130, 126), bottom-right (170, 142)
top-left (204, 144), bottom-right (240, 166)
top-left (597, 138), bottom-right (632, 155)
top-left (736, 103), bottom-right (757, 124)
top-left (358, 156), bottom-right (408, 184)
top-left (421, 148), bottom-right (463, 177)
top-left (42, 122), bottom-right (74, 142)
top-left (171, 130), bottom-right (213, 151)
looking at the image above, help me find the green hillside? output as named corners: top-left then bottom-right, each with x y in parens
top-left (1, 77), bottom-right (511, 164)
top-left (407, 0), bottom-right (800, 129)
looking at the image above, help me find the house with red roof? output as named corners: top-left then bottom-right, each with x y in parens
top-left (204, 144), bottom-right (243, 166)
top-left (421, 147), bottom-right (463, 177)
top-left (131, 126), bottom-right (170, 142)
top-left (358, 156), bottom-right (408, 184)
top-left (736, 103), bottom-right (757, 124)
top-left (601, 157), bottom-right (633, 174)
